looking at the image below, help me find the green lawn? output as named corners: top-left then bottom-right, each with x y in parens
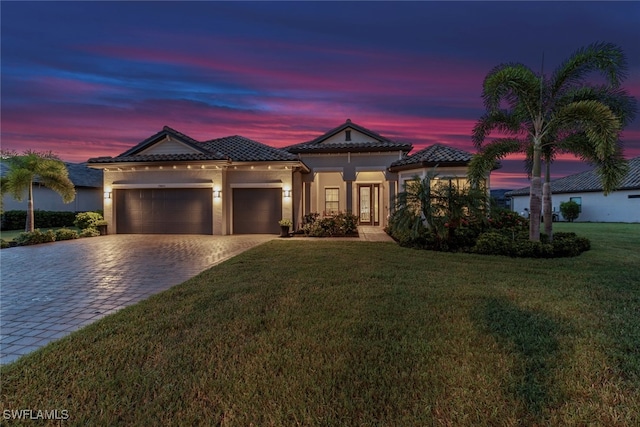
top-left (2, 223), bottom-right (639, 425)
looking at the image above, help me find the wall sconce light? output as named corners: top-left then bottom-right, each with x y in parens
top-left (283, 189), bottom-right (291, 198)
top-left (104, 191), bottom-right (112, 199)
top-left (213, 190), bottom-right (222, 199)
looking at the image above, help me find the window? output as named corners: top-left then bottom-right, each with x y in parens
top-left (629, 194), bottom-right (640, 199)
top-left (325, 188), bottom-right (339, 214)
top-left (570, 196), bottom-right (582, 212)
top-left (345, 130), bottom-right (351, 141)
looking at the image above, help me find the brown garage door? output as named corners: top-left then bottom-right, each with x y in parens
top-left (116, 188), bottom-right (212, 234)
top-left (233, 188), bottom-right (281, 234)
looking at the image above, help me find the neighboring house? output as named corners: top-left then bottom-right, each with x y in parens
top-left (506, 156), bottom-right (640, 223)
top-left (1, 162), bottom-right (103, 212)
top-left (88, 120), bottom-right (483, 235)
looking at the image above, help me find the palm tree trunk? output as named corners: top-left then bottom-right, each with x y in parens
top-left (529, 144), bottom-right (542, 241)
top-left (26, 180), bottom-right (34, 232)
top-left (543, 160), bottom-right (553, 241)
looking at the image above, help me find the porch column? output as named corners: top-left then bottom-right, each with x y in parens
top-left (345, 181), bottom-right (353, 214)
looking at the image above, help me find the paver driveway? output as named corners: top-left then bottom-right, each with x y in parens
top-left (0, 234), bottom-right (275, 365)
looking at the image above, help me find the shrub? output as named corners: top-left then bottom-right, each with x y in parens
top-left (560, 200), bottom-right (580, 222)
top-left (511, 240), bottom-right (554, 258)
top-left (74, 212), bottom-right (105, 230)
top-left (0, 239), bottom-right (9, 249)
top-left (473, 232), bottom-right (512, 256)
top-left (14, 229), bottom-right (56, 246)
top-left (79, 228), bottom-right (101, 238)
top-left (303, 212), bottom-right (359, 237)
top-left (1, 210), bottom-right (77, 230)
top-left (55, 228), bottom-right (79, 241)
top-left (552, 232), bottom-right (591, 257)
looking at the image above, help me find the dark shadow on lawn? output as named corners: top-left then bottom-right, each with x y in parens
top-left (476, 297), bottom-right (565, 418)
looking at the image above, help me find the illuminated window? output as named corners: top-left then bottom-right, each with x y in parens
top-left (325, 188), bottom-right (339, 214)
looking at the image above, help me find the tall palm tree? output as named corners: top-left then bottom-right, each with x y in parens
top-left (469, 42), bottom-right (636, 241)
top-left (2, 150), bottom-right (75, 231)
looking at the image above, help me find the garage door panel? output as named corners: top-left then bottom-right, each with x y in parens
top-left (116, 188), bottom-right (212, 234)
top-left (233, 188), bottom-right (281, 234)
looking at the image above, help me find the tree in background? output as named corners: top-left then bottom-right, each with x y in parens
top-left (1, 150), bottom-right (75, 231)
top-left (469, 42), bottom-right (636, 241)
top-left (559, 201), bottom-right (580, 222)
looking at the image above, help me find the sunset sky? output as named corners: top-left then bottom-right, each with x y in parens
top-left (2, 1), bottom-right (639, 189)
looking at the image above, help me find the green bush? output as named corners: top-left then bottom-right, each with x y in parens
top-left (1, 210), bottom-right (77, 230)
top-left (560, 200), bottom-right (580, 222)
top-left (1, 239), bottom-right (9, 249)
top-left (14, 229), bottom-right (56, 246)
top-left (552, 232), bottom-right (591, 257)
top-left (79, 228), bottom-right (101, 238)
top-left (74, 212), bottom-right (105, 230)
top-left (512, 240), bottom-right (554, 258)
top-left (303, 212), bottom-right (359, 237)
top-left (55, 228), bottom-right (79, 241)
top-left (473, 232), bottom-right (512, 256)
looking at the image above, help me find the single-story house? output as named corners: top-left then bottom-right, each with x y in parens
top-left (506, 156), bottom-right (640, 223)
top-left (1, 162), bottom-right (103, 212)
top-left (88, 120), bottom-right (487, 234)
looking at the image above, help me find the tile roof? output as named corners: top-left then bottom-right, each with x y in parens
top-left (88, 153), bottom-right (226, 163)
top-left (506, 156), bottom-right (640, 196)
top-left (202, 135), bottom-right (299, 162)
top-left (1, 161), bottom-right (103, 188)
top-left (389, 143), bottom-right (474, 171)
top-left (87, 126), bottom-right (299, 164)
top-left (285, 119), bottom-right (413, 154)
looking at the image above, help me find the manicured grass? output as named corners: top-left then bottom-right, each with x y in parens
top-left (2, 223), bottom-right (639, 425)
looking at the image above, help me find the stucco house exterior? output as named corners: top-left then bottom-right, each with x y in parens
top-left (506, 156), bottom-right (640, 223)
top-left (88, 120), bottom-right (485, 234)
top-left (1, 162), bottom-right (103, 212)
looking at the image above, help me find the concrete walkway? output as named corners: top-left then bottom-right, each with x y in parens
top-left (0, 234), bottom-right (275, 365)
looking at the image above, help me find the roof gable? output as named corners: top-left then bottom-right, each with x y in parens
top-left (506, 156), bottom-right (640, 196)
top-left (119, 126), bottom-right (211, 157)
top-left (389, 143), bottom-right (474, 171)
top-left (286, 119), bottom-right (412, 154)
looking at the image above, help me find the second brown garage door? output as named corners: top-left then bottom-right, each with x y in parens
top-left (116, 188), bottom-right (213, 234)
top-left (232, 188), bottom-right (281, 234)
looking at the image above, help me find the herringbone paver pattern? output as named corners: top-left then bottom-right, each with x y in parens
top-left (0, 234), bottom-right (275, 365)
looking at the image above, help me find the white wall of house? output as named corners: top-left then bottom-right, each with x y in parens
top-left (2, 186), bottom-right (102, 212)
top-left (510, 190), bottom-right (640, 222)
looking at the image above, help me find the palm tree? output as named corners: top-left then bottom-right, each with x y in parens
top-left (1, 150), bottom-right (76, 231)
top-left (469, 42), bottom-right (637, 241)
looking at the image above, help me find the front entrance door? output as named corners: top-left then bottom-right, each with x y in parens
top-left (358, 184), bottom-right (380, 225)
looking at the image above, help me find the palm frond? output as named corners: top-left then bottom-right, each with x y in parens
top-left (551, 42), bottom-right (628, 97)
top-left (472, 110), bottom-right (528, 148)
top-left (557, 85), bottom-right (638, 127)
top-left (482, 63), bottom-right (541, 114)
top-left (468, 138), bottom-right (524, 185)
top-left (553, 100), bottom-right (621, 160)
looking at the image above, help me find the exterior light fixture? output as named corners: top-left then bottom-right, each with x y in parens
top-left (213, 190), bottom-right (222, 199)
top-left (104, 191), bottom-right (112, 199)
top-left (283, 189), bottom-right (291, 198)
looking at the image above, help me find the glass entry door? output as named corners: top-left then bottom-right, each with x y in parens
top-left (358, 184), bottom-right (380, 225)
